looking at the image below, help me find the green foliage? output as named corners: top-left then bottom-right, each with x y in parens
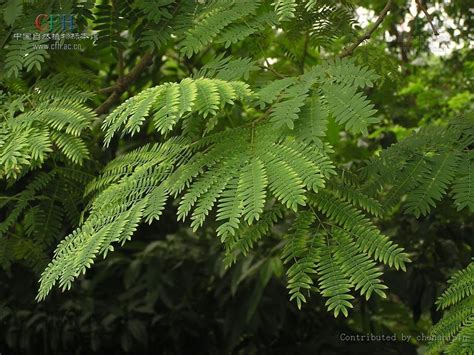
top-left (5, 38), bottom-right (48, 78)
top-left (387, 120), bottom-right (474, 352)
top-left (315, 232), bottom-right (354, 317)
top-left (3, 0), bottom-right (23, 27)
top-left (0, 1), bottom-right (472, 352)
top-left (0, 167), bottom-right (92, 270)
top-left (281, 211), bottom-right (318, 310)
top-left (452, 151), bottom-right (474, 212)
top-left (279, 189), bottom-right (409, 316)
top-left (404, 151), bottom-right (459, 217)
top-left (35, 56), bottom-right (414, 310)
top-left (93, 2), bottom-right (128, 53)
top-left (260, 59), bottom-right (380, 133)
top-left (322, 82), bottom-right (378, 135)
top-left (0, 79), bottom-right (95, 179)
top-left (0, 77), bottom-right (95, 271)
top-left (310, 191), bottom-right (410, 270)
top-left (280, 190), bottom-right (404, 316)
top-left (362, 118), bottom-right (474, 217)
top-left (279, 0), bottom-right (358, 50)
top-left (101, 77), bottom-right (252, 144)
top-left (428, 261), bottom-right (474, 353)
top-left (178, 0), bottom-right (262, 58)
top-left (223, 206), bottom-right (283, 266)
top-left (216, 11), bottom-right (277, 48)
top-left (328, 175), bottom-right (384, 217)
top-left (272, 0), bottom-right (297, 22)
top-left (332, 230), bottom-right (388, 301)
top-left (319, 58), bottom-right (380, 88)
top-left (195, 54), bottom-right (259, 81)
top-left (1, 0), bottom-right (53, 78)
top-left (37, 122), bottom-right (339, 299)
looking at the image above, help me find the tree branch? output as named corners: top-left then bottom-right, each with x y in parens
top-left (96, 85), bottom-right (116, 95)
top-left (339, 0), bottom-right (393, 59)
top-left (1, 28), bottom-right (13, 49)
top-left (259, 64), bottom-right (286, 79)
top-left (95, 52), bottom-right (154, 116)
top-left (415, 0), bottom-right (439, 36)
top-left (256, 41), bottom-right (285, 78)
top-left (94, 0), bottom-right (183, 115)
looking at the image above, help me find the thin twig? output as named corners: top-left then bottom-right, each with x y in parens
top-left (118, 49), bottom-right (125, 79)
top-left (244, 96), bottom-right (283, 128)
top-left (1, 28), bottom-right (13, 49)
top-left (95, 52), bottom-right (154, 115)
top-left (415, 0), bottom-right (439, 35)
top-left (96, 86), bottom-right (116, 95)
top-left (257, 41), bottom-right (286, 78)
top-left (339, 0), bottom-right (393, 58)
top-left (95, 0), bottom-right (182, 115)
top-left (259, 64), bottom-right (286, 79)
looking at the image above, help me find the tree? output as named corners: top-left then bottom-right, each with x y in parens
top-left (0, 0), bottom-right (472, 353)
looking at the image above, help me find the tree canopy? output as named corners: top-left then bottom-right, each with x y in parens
top-left (0, 0), bottom-right (473, 353)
